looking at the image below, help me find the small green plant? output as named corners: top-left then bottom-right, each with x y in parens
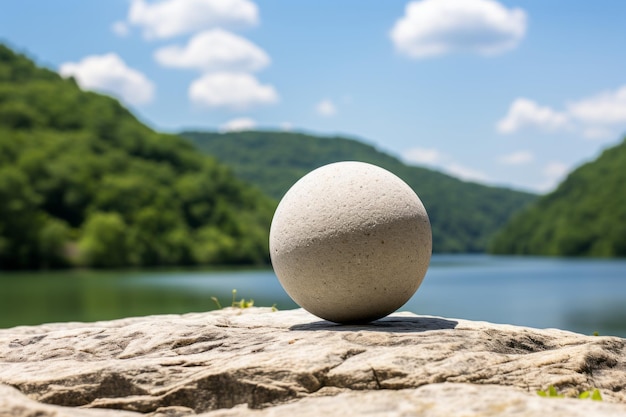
top-left (537, 385), bottom-right (602, 401)
top-left (210, 296), bottom-right (222, 309)
top-left (211, 289), bottom-right (278, 311)
top-left (537, 385), bottom-right (563, 398)
top-left (593, 331), bottom-right (599, 336)
top-left (578, 389), bottom-right (603, 401)
top-left (231, 289), bottom-right (254, 308)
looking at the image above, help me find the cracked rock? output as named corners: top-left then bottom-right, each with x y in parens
top-left (1, 307), bottom-right (625, 416)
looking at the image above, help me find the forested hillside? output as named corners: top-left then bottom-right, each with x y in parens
top-left (490, 137), bottom-right (626, 257)
top-left (181, 131), bottom-right (537, 253)
top-left (0, 45), bottom-right (275, 269)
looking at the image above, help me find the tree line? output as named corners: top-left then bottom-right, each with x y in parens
top-left (0, 45), bottom-right (274, 269)
top-left (490, 137), bottom-right (626, 257)
top-left (181, 130), bottom-right (537, 254)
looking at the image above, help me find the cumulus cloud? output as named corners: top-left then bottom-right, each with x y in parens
top-left (582, 127), bottom-right (614, 140)
top-left (496, 98), bottom-right (569, 134)
top-left (402, 147), bottom-right (488, 183)
top-left (567, 85), bottom-right (626, 125)
top-left (219, 117), bottom-right (256, 132)
top-left (189, 72), bottom-right (278, 110)
top-left (390, 0), bottom-right (526, 58)
top-left (403, 147), bottom-right (443, 165)
top-left (498, 86), bottom-right (626, 139)
top-left (155, 29), bottom-right (270, 72)
top-left (544, 161), bottom-right (569, 178)
top-left (111, 21), bottom-right (130, 37)
top-left (536, 161), bottom-right (569, 192)
top-left (498, 150), bottom-right (534, 165)
top-left (316, 99), bottom-right (337, 117)
top-left (59, 53), bottom-right (155, 106)
top-left (127, 0), bottom-right (258, 39)
top-left (445, 163), bottom-right (489, 182)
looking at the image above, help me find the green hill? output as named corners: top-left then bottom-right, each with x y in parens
top-left (181, 130), bottom-right (537, 253)
top-left (0, 45), bottom-right (275, 269)
top-left (490, 137), bottom-right (626, 257)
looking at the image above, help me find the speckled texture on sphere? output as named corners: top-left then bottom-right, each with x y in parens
top-left (269, 161), bottom-right (432, 324)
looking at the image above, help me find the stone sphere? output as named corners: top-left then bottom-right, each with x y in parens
top-left (269, 161), bottom-right (432, 324)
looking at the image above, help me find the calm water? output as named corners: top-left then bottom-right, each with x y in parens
top-left (1, 255), bottom-right (625, 337)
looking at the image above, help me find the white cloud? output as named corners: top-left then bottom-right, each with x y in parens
top-left (498, 86), bottom-right (626, 139)
top-left (280, 122), bottom-right (293, 131)
top-left (403, 147), bottom-right (443, 165)
top-left (189, 72), bottom-right (278, 110)
top-left (59, 53), bottom-right (155, 106)
top-left (445, 162), bottom-right (489, 182)
top-left (402, 147), bottom-right (488, 183)
top-left (582, 127), bottom-right (614, 140)
top-left (496, 98), bottom-right (569, 134)
top-left (536, 161), bottom-right (569, 192)
top-left (390, 0), bottom-right (526, 59)
top-left (127, 0), bottom-right (258, 40)
top-left (316, 99), bottom-right (337, 117)
top-left (498, 150), bottom-right (534, 165)
top-left (219, 117), bottom-right (256, 132)
top-left (567, 85), bottom-right (626, 125)
top-left (544, 161), bottom-right (569, 178)
top-left (155, 28), bottom-right (270, 72)
top-left (111, 21), bottom-right (130, 37)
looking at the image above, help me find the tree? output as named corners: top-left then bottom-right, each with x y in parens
top-left (78, 212), bottom-right (129, 268)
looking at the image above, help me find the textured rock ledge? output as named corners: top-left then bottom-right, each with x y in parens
top-left (1, 307), bottom-right (625, 416)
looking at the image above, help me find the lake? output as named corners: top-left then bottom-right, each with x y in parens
top-left (1, 255), bottom-right (625, 337)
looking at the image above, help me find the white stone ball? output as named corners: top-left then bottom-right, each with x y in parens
top-left (269, 161), bottom-right (432, 324)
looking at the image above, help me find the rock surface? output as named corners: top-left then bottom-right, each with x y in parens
top-left (1, 307), bottom-right (626, 416)
top-left (270, 161), bottom-right (432, 323)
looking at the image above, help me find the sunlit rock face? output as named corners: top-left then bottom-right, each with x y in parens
top-left (269, 161), bottom-right (432, 324)
top-left (2, 308), bottom-right (626, 416)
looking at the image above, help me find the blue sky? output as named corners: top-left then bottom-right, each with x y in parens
top-left (1, 0), bottom-right (625, 193)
